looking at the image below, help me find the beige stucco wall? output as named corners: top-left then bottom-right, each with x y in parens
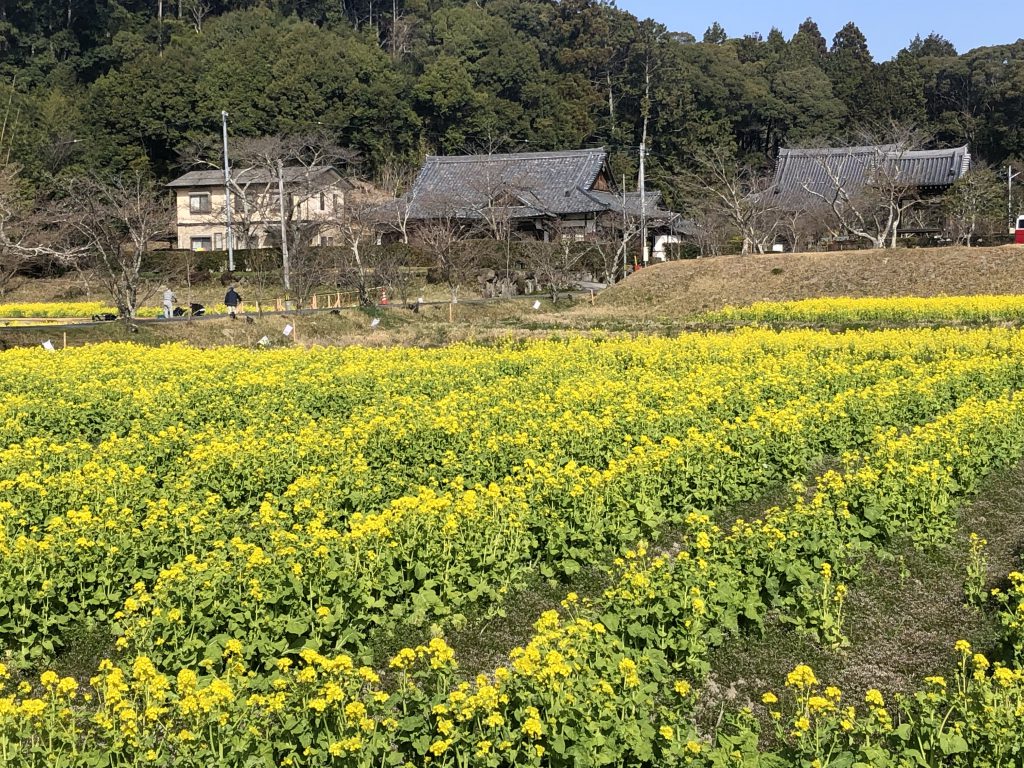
top-left (173, 183), bottom-right (347, 250)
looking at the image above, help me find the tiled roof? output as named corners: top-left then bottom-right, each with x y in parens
top-left (167, 166), bottom-right (348, 188)
top-left (404, 149), bottom-right (616, 219)
top-left (770, 145), bottom-right (971, 204)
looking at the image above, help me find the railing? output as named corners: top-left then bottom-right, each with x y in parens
top-left (270, 287), bottom-right (385, 312)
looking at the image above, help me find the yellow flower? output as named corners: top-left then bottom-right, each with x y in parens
top-left (223, 639), bottom-right (244, 657)
top-left (390, 648), bottom-right (417, 669)
top-left (523, 716), bottom-right (544, 739)
top-left (56, 677), bottom-right (78, 698)
top-left (674, 679), bottom-right (692, 696)
top-left (865, 689), bottom-right (885, 708)
top-left (686, 740), bottom-right (702, 754)
top-left (785, 664), bottom-right (817, 689)
top-left (761, 692), bottom-right (778, 705)
top-left (659, 725), bottom-right (673, 740)
top-left (993, 667), bottom-right (1016, 687)
top-left (40, 671), bottom-right (59, 689)
top-left (807, 695), bottom-right (832, 712)
top-left (954, 640), bottom-right (971, 654)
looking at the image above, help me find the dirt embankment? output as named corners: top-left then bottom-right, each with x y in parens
top-left (594, 245), bottom-right (1024, 318)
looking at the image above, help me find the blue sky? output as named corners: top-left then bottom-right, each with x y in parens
top-left (614, 1), bottom-right (1015, 60)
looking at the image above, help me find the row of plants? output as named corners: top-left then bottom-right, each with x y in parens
top-left (4, 384), bottom-right (1024, 765)
top-left (2, 333), bottom-right (1022, 667)
top-left (700, 294), bottom-right (1024, 325)
top-left (0, 302), bottom-right (164, 319)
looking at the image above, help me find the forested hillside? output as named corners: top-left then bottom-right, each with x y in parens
top-left (1, 0), bottom-right (1023, 195)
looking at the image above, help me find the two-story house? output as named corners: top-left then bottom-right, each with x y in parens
top-left (166, 165), bottom-right (353, 251)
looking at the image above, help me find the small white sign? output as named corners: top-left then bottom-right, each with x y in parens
top-left (417, 296), bottom-right (424, 303)
top-left (532, 300), bottom-right (541, 310)
top-left (41, 340), bottom-right (55, 351)
top-left (370, 318), bottom-right (381, 328)
top-left (282, 324), bottom-right (293, 337)
top-left (257, 335), bottom-right (271, 347)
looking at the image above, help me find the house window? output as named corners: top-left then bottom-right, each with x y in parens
top-left (320, 236), bottom-right (334, 246)
top-left (189, 193), bottom-right (211, 214)
top-left (214, 233), bottom-right (223, 250)
top-left (191, 237), bottom-right (212, 251)
top-left (319, 192), bottom-right (326, 211)
top-left (233, 193), bottom-right (245, 213)
top-left (333, 194), bottom-right (340, 211)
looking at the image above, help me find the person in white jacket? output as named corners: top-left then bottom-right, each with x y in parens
top-left (161, 286), bottom-right (176, 319)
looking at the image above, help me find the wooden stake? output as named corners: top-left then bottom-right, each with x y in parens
top-left (62, 331), bottom-right (67, 349)
top-left (449, 302), bottom-right (453, 323)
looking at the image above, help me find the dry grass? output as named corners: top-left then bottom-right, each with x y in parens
top-left (0, 299), bottom-right (589, 351)
top-left (585, 245), bottom-right (1024, 321)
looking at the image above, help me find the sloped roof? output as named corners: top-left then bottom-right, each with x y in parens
top-left (770, 145), bottom-right (971, 204)
top-left (167, 165), bottom-right (350, 189)
top-left (404, 149), bottom-right (616, 219)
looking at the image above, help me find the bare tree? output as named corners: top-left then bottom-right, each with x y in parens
top-left (333, 194), bottom-right (379, 306)
top-left (0, 165), bottom-right (84, 295)
top-left (528, 222), bottom-right (591, 302)
top-left (60, 172), bottom-right (173, 318)
top-left (375, 153), bottom-right (418, 244)
top-left (799, 127), bottom-right (927, 249)
top-left (183, 0), bottom-right (211, 33)
top-left (414, 196), bottom-right (472, 303)
top-left (943, 165), bottom-right (1004, 246)
top-left (679, 146), bottom-right (781, 254)
top-left (775, 201), bottom-right (831, 253)
top-left (371, 244), bottom-right (413, 304)
top-left (588, 213), bottom-right (633, 282)
top-left (685, 207), bottom-right (732, 257)
top-left (243, 248), bottom-right (281, 315)
top-left (472, 183), bottom-right (517, 283)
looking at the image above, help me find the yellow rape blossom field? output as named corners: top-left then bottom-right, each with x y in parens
top-left (700, 294), bottom-right (1024, 325)
top-left (3, 306), bottom-right (1024, 765)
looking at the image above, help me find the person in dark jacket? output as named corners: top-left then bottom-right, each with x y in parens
top-left (224, 286), bottom-right (241, 319)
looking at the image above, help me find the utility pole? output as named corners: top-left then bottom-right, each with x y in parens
top-left (221, 110), bottom-right (235, 272)
top-left (638, 143), bottom-right (649, 265)
top-left (621, 174), bottom-right (628, 279)
top-left (1009, 165), bottom-right (1021, 234)
top-left (277, 159), bottom-right (291, 291)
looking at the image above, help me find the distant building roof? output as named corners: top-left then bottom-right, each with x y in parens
top-left (167, 165), bottom-right (350, 189)
top-left (401, 149), bottom-right (678, 225)
top-left (769, 144), bottom-right (971, 205)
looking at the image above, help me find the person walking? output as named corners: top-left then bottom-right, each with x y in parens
top-left (224, 285), bottom-right (242, 319)
top-left (161, 286), bottom-right (176, 319)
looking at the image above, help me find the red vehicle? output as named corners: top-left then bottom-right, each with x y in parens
top-left (1016, 215), bottom-right (1024, 244)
